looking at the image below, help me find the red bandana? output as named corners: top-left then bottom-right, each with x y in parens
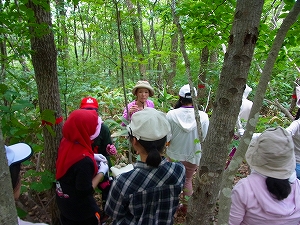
top-left (56, 109), bottom-right (98, 180)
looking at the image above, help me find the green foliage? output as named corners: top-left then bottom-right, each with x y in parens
top-left (1, 1), bottom-right (300, 222)
top-left (155, 86), bottom-right (178, 112)
top-left (23, 169), bottom-right (55, 192)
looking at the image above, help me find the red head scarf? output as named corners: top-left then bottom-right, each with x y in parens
top-left (56, 109), bottom-right (99, 180)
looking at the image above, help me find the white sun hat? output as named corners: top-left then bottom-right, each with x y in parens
top-left (5, 143), bottom-right (33, 166)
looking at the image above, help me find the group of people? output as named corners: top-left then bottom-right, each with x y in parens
top-left (56, 81), bottom-right (209, 224)
top-left (4, 81), bottom-right (300, 225)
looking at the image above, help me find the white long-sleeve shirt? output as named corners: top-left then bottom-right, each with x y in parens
top-left (286, 119), bottom-right (300, 164)
top-left (166, 107), bottom-right (209, 165)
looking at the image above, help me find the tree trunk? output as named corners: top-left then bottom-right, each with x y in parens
top-left (0, 128), bottom-right (18, 225)
top-left (27, 1), bottom-right (63, 224)
top-left (218, 1), bottom-right (300, 224)
top-left (55, 0), bottom-right (69, 61)
top-left (126, 0), bottom-right (147, 78)
top-left (167, 28), bottom-right (178, 88)
top-left (186, 1), bottom-right (264, 224)
top-left (198, 46), bottom-right (209, 107)
top-left (0, 39), bottom-right (7, 83)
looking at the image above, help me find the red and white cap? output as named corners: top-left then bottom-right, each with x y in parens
top-left (80, 97), bottom-right (99, 109)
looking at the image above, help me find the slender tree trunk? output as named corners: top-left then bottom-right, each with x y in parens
top-left (198, 46), bottom-right (209, 107)
top-left (73, 5), bottom-right (79, 65)
top-left (218, 1), bottom-right (300, 224)
top-left (126, 0), bottom-right (146, 78)
top-left (167, 31), bottom-right (178, 88)
top-left (0, 40), bottom-right (7, 83)
top-left (56, 0), bottom-right (69, 61)
top-left (27, 1), bottom-right (63, 224)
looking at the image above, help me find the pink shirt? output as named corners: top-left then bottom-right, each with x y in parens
top-left (230, 172), bottom-right (300, 225)
top-left (122, 100), bottom-right (154, 125)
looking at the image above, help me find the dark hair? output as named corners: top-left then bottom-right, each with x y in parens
top-left (9, 163), bottom-right (21, 189)
top-left (266, 177), bottom-right (291, 200)
top-left (138, 136), bottom-right (167, 167)
top-left (174, 97), bottom-right (193, 109)
top-left (295, 108), bottom-right (300, 120)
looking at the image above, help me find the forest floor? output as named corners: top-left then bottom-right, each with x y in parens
top-left (17, 162), bottom-right (249, 225)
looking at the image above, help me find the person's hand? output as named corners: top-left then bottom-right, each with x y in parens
top-left (106, 144), bottom-right (117, 155)
top-left (129, 105), bottom-right (139, 114)
top-left (97, 161), bottom-right (109, 175)
top-left (94, 154), bottom-right (107, 163)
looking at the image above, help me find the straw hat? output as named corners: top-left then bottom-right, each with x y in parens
top-left (132, 81), bottom-right (154, 97)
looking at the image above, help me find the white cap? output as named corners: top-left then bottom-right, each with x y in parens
top-left (5, 143), bottom-right (33, 166)
top-left (179, 84), bottom-right (197, 98)
top-left (127, 108), bottom-right (171, 141)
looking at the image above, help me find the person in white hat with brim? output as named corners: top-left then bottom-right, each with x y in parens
top-left (229, 127), bottom-right (300, 225)
top-left (122, 80), bottom-right (155, 126)
top-left (105, 108), bottom-right (185, 224)
top-left (166, 84), bottom-right (209, 215)
top-left (5, 143), bottom-right (48, 225)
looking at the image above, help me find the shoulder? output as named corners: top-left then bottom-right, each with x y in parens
top-left (74, 157), bottom-right (94, 168)
top-left (146, 99), bottom-right (154, 107)
top-left (101, 123), bottom-right (110, 132)
top-left (286, 120), bottom-right (300, 132)
top-left (166, 109), bottom-right (176, 116)
top-left (198, 111), bottom-right (209, 119)
top-left (161, 160), bottom-right (185, 176)
top-left (233, 173), bottom-right (263, 193)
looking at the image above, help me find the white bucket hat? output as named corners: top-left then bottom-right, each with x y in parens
top-left (127, 108), bottom-right (170, 141)
top-left (245, 127), bottom-right (295, 179)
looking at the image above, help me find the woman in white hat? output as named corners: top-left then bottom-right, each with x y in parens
top-left (106, 108), bottom-right (185, 224)
top-left (122, 80), bottom-right (155, 125)
top-left (166, 84), bottom-right (209, 215)
top-left (229, 127), bottom-right (300, 225)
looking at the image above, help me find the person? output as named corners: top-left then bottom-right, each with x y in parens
top-left (236, 84), bottom-right (253, 137)
top-left (166, 84), bottom-right (209, 214)
top-left (5, 143), bottom-right (48, 225)
top-left (229, 127), bottom-right (300, 225)
top-left (285, 119), bottom-right (300, 179)
top-left (225, 84), bottom-right (253, 169)
top-left (80, 97), bottom-right (117, 166)
top-left (80, 96), bottom-right (117, 223)
top-left (105, 108), bottom-right (185, 225)
top-left (122, 80), bottom-right (155, 125)
top-left (55, 109), bottom-right (109, 225)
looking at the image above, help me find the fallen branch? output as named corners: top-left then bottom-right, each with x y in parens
top-left (265, 98), bottom-right (294, 121)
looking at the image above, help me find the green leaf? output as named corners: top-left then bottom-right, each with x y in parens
top-left (41, 109), bottom-right (56, 125)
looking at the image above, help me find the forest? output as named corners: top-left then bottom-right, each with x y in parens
top-left (0, 0), bottom-right (299, 224)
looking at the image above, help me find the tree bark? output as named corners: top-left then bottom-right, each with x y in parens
top-left (186, 1), bottom-right (264, 224)
top-left (0, 128), bottom-right (18, 225)
top-left (218, 1), bottom-right (300, 224)
top-left (27, 1), bottom-right (63, 224)
top-left (126, 0), bottom-right (147, 78)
